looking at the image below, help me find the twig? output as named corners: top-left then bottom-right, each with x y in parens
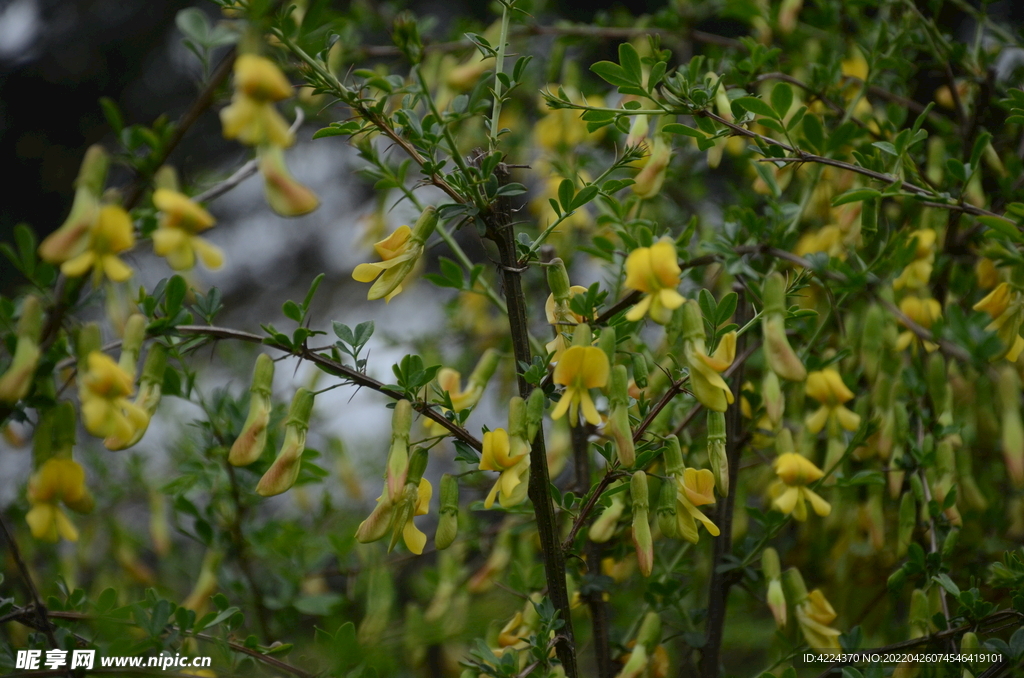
top-left (560, 469), bottom-right (628, 552)
top-left (0, 514), bottom-right (61, 652)
top-left (123, 47), bottom-right (237, 210)
top-left (483, 164), bottom-right (577, 676)
top-left (699, 288), bottom-right (749, 678)
top-left (173, 325), bottom-right (483, 450)
top-left (571, 424), bottom-right (613, 678)
top-left (810, 609), bottom-right (1024, 678)
top-left (224, 463), bottom-right (272, 642)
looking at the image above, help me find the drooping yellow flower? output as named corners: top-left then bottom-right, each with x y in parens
top-left (352, 207), bottom-right (438, 302)
top-left (796, 589), bottom-right (842, 649)
top-left (681, 301), bottom-right (736, 412)
top-left (61, 205), bottom-right (135, 283)
top-left (893, 229), bottom-right (937, 291)
top-left (79, 351), bottom-right (149, 442)
top-left (25, 458), bottom-right (94, 542)
top-left (973, 282), bottom-right (1024, 361)
top-left (400, 478), bottom-right (432, 555)
top-left (675, 467), bottom-right (720, 543)
top-left (551, 345), bottom-right (610, 426)
top-left (480, 428), bottom-right (530, 509)
top-left (770, 453), bottom-right (831, 521)
top-left (804, 368), bottom-right (860, 434)
top-left (152, 189), bottom-right (223, 270)
top-left (220, 54), bottom-right (295, 148)
top-left (257, 144), bottom-right (320, 217)
top-left (624, 239), bottom-right (685, 324)
top-left (895, 296), bottom-right (942, 353)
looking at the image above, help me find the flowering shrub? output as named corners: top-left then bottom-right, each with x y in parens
top-left (3, 1), bottom-right (1024, 677)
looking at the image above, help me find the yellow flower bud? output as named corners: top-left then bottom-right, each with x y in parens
top-left (256, 388), bottom-right (314, 496)
top-left (0, 295), bottom-right (43, 404)
top-left (39, 145), bottom-right (108, 265)
top-left (607, 365), bottom-right (636, 467)
top-left (631, 471), bottom-right (654, 576)
top-left (707, 410), bottom-right (729, 496)
top-left (435, 474), bottom-right (459, 550)
top-left (762, 273), bottom-right (807, 381)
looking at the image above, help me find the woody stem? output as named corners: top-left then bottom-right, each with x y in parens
top-left (486, 165), bottom-right (578, 677)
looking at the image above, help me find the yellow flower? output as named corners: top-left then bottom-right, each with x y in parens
top-left (25, 458), bottom-right (94, 542)
top-left (675, 467), bottom-right (720, 543)
top-left (152, 189), bottom-right (223, 270)
top-left (893, 229), bottom-right (937, 291)
top-left (61, 205), bottom-right (135, 283)
top-left (79, 351), bottom-right (149, 442)
top-left (682, 301), bottom-right (736, 412)
top-left (551, 346), bottom-right (610, 426)
top-left (974, 282), bottom-right (1024, 361)
top-left (771, 453), bottom-right (831, 521)
top-left (220, 54), bottom-right (294, 148)
top-left (480, 428), bottom-right (530, 509)
top-left (794, 224), bottom-right (847, 259)
top-left (796, 589), bottom-right (842, 649)
top-left (352, 207), bottom-right (437, 302)
top-left (895, 296), bottom-right (942, 353)
top-left (624, 239), bottom-right (685, 324)
top-left (804, 368), bottom-right (859, 434)
top-left (257, 144), bottom-right (320, 217)
top-left (400, 478), bottom-right (432, 555)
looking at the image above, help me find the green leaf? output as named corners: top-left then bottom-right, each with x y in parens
top-left (978, 215), bottom-right (1024, 243)
top-left (872, 141), bottom-right (898, 156)
top-left (733, 96), bottom-right (779, 119)
top-left (99, 97), bottom-right (124, 134)
top-left (195, 606), bottom-right (240, 632)
top-left (175, 8), bottom-right (209, 43)
top-left (570, 185), bottom-right (599, 211)
top-left (558, 179), bottom-right (575, 212)
top-left (770, 83), bottom-right (793, 118)
top-left (933, 573), bottom-right (961, 597)
top-left (164, 276), bottom-right (187, 316)
top-left (802, 114), bottom-right (824, 152)
top-left (590, 61), bottom-right (633, 88)
top-left (663, 123), bottom-right (705, 139)
top-left (302, 273), bottom-right (325, 311)
top-left (716, 292), bottom-right (738, 326)
top-left (832, 187), bottom-right (882, 207)
top-left (282, 300), bottom-right (302, 323)
top-left (618, 43), bottom-right (643, 85)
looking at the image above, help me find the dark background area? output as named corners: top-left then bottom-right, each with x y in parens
top-left (0, 0), bottom-right (669, 264)
top-left (2, 0), bottom-right (1020, 294)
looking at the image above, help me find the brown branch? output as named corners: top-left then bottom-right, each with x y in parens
top-left (698, 110), bottom-right (1002, 220)
top-left (224, 462), bottom-right (272, 642)
top-left (483, 164), bottom-right (577, 676)
top-left (173, 325), bottom-right (483, 450)
top-left (810, 609), bottom-right (1024, 678)
top-left (0, 514), bottom-right (61, 652)
top-left (560, 469), bottom-right (628, 552)
top-left (351, 23), bottom-right (743, 59)
top-left (700, 289), bottom-right (749, 678)
top-left (571, 424), bottom-right (613, 678)
top-left (123, 47), bottom-right (237, 210)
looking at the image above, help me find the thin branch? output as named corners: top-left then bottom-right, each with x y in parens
top-left (697, 110), bottom-right (1002, 220)
top-left (173, 325), bottom-right (482, 450)
top-left (810, 609), bottom-right (1024, 678)
top-left (560, 469), bottom-right (628, 551)
top-left (123, 47), bottom-right (237, 210)
top-left (0, 514), bottom-right (61, 652)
